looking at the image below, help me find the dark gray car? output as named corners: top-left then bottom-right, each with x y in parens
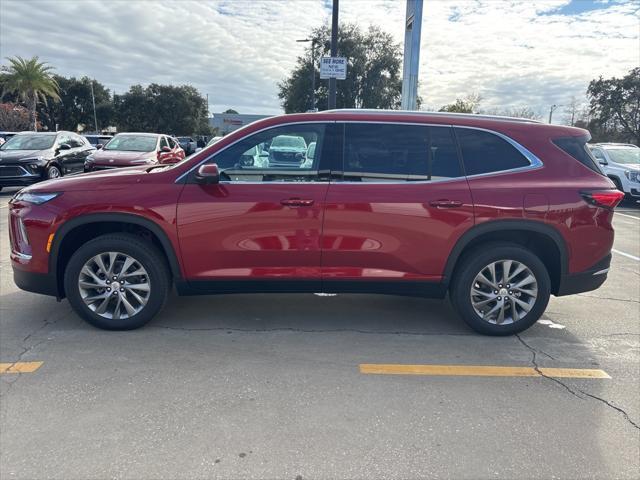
top-left (0, 131), bottom-right (94, 190)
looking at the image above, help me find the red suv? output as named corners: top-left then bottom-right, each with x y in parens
top-left (8, 111), bottom-right (623, 335)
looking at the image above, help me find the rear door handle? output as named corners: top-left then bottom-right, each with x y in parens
top-left (429, 199), bottom-right (463, 208)
top-left (281, 198), bottom-right (314, 207)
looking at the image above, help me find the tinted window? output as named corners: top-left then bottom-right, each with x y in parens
top-left (167, 137), bottom-right (176, 148)
top-left (553, 136), bottom-right (600, 173)
top-left (69, 133), bottom-right (85, 148)
top-left (343, 124), bottom-right (461, 181)
top-left (160, 137), bottom-right (169, 149)
top-left (210, 123), bottom-right (325, 182)
top-left (456, 128), bottom-right (530, 176)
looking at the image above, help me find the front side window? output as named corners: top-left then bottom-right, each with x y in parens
top-left (456, 128), bottom-right (530, 176)
top-left (342, 123), bottom-right (462, 181)
top-left (69, 133), bottom-right (85, 148)
top-left (210, 124), bottom-right (325, 182)
top-left (160, 137), bottom-right (169, 149)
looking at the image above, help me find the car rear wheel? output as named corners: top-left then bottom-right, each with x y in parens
top-left (64, 234), bottom-right (170, 330)
top-left (450, 243), bottom-right (551, 335)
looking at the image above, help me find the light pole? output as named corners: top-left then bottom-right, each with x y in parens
top-left (296, 38), bottom-right (317, 111)
top-left (90, 80), bottom-right (99, 133)
top-left (548, 104), bottom-right (558, 124)
top-left (328, 0), bottom-right (339, 109)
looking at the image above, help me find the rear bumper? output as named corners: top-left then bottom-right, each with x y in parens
top-left (556, 253), bottom-right (611, 296)
top-left (13, 267), bottom-right (60, 297)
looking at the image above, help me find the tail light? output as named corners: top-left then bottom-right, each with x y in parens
top-left (581, 190), bottom-right (625, 209)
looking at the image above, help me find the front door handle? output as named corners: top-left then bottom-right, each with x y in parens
top-left (281, 198), bottom-right (314, 207)
top-left (429, 199), bottom-right (463, 208)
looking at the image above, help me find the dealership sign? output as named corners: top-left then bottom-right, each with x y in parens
top-left (320, 57), bottom-right (347, 80)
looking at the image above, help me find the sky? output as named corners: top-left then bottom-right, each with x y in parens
top-left (1, 0), bottom-right (638, 118)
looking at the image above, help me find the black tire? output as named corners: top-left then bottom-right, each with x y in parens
top-left (450, 242), bottom-right (551, 336)
top-left (64, 233), bottom-right (170, 330)
top-left (46, 165), bottom-right (62, 179)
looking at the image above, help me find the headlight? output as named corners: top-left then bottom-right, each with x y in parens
top-left (11, 192), bottom-right (62, 205)
top-left (22, 156), bottom-right (45, 163)
top-left (85, 155), bottom-right (95, 163)
top-left (624, 170), bottom-right (639, 183)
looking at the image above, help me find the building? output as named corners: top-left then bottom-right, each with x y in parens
top-left (209, 113), bottom-right (272, 135)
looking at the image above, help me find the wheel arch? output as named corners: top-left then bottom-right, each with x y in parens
top-left (443, 220), bottom-right (568, 295)
top-left (50, 213), bottom-right (182, 297)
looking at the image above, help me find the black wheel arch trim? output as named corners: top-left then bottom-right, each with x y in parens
top-left (49, 212), bottom-right (183, 296)
top-left (442, 220), bottom-right (568, 285)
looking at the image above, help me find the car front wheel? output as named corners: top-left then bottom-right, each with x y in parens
top-left (450, 243), bottom-right (551, 335)
top-left (64, 233), bottom-right (170, 330)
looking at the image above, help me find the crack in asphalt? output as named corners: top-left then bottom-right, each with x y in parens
top-left (152, 325), bottom-right (474, 336)
top-left (515, 334), bottom-right (640, 431)
top-left (0, 308), bottom-right (66, 397)
top-left (576, 294), bottom-right (640, 304)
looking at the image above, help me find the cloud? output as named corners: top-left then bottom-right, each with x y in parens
top-left (0, 0), bottom-right (638, 116)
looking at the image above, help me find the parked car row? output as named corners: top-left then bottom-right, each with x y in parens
top-left (0, 131), bottom-right (186, 189)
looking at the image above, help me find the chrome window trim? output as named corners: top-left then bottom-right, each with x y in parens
top-left (174, 120), bottom-right (544, 184)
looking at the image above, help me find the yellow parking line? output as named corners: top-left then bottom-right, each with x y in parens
top-left (359, 364), bottom-right (610, 379)
top-left (0, 361), bottom-right (44, 374)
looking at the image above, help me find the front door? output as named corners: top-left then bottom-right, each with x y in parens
top-left (176, 123), bottom-right (329, 291)
top-left (321, 122), bottom-right (474, 290)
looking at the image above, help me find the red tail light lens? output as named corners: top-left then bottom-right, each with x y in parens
top-left (581, 190), bottom-right (625, 209)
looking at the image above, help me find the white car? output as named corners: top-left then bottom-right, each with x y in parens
top-left (589, 143), bottom-right (640, 199)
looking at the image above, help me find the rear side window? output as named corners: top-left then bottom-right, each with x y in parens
top-left (343, 123), bottom-right (462, 181)
top-left (553, 136), bottom-right (601, 173)
top-left (455, 128), bottom-right (530, 176)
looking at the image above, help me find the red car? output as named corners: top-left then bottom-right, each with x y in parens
top-left (84, 133), bottom-right (184, 171)
top-left (9, 110), bottom-right (623, 335)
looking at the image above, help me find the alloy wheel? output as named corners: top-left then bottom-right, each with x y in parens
top-left (470, 259), bottom-right (538, 325)
top-left (78, 252), bottom-right (151, 320)
top-left (47, 166), bottom-right (61, 178)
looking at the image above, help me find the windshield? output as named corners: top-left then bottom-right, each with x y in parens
top-left (606, 148), bottom-right (640, 165)
top-left (270, 135), bottom-right (306, 149)
top-left (104, 135), bottom-right (158, 152)
top-left (0, 134), bottom-right (55, 151)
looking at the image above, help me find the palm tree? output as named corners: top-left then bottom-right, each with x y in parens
top-left (1, 56), bottom-right (60, 131)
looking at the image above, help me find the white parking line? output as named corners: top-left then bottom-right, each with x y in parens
top-left (615, 212), bottom-right (640, 220)
top-left (612, 249), bottom-right (640, 262)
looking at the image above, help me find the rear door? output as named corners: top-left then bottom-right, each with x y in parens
top-left (321, 122), bottom-right (474, 287)
top-left (176, 123), bottom-right (330, 290)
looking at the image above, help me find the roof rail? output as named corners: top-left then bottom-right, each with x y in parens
top-left (322, 108), bottom-right (544, 124)
top-left (593, 142), bottom-right (638, 147)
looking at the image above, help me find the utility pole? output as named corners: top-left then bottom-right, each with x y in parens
top-left (297, 38), bottom-right (317, 111)
top-left (90, 80), bottom-right (99, 133)
top-left (548, 104), bottom-right (558, 124)
top-left (328, 0), bottom-right (339, 109)
top-left (401, 0), bottom-right (423, 110)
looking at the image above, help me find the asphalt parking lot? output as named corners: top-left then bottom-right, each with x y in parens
top-left (0, 187), bottom-right (638, 480)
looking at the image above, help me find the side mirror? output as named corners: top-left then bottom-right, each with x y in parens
top-left (161, 146), bottom-right (171, 153)
top-left (96, 144), bottom-right (104, 150)
top-left (58, 144), bottom-right (71, 151)
top-left (194, 163), bottom-right (219, 185)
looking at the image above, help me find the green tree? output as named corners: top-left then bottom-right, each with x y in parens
top-left (116, 84), bottom-right (209, 135)
top-left (37, 75), bottom-right (113, 132)
top-left (439, 94), bottom-right (482, 114)
top-left (0, 103), bottom-right (31, 130)
top-left (0, 56), bottom-right (60, 131)
top-left (223, 108), bottom-right (239, 114)
top-left (587, 67), bottom-right (640, 145)
top-left (279, 24), bottom-right (408, 112)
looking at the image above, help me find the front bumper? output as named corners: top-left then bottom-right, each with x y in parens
top-left (13, 267), bottom-right (60, 297)
top-left (556, 254), bottom-right (611, 296)
top-left (0, 164), bottom-right (42, 187)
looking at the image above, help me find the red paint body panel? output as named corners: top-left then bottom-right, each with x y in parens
top-left (322, 179), bottom-right (474, 280)
top-left (176, 183), bottom-right (328, 279)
